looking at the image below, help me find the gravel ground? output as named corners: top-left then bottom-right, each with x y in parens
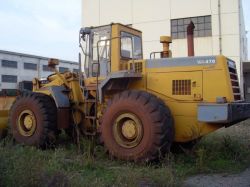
top-left (183, 167), bottom-right (250, 187)
top-left (183, 120), bottom-right (250, 187)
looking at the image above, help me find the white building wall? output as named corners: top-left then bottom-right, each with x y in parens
top-left (82, 0), bottom-right (247, 84)
top-left (0, 51), bottom-right (78, 90)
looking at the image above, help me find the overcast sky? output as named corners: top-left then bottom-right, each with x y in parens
top-left (0, 0), bottom-right (249, 61)
top-left (0, 0), bottom-right (81, 61)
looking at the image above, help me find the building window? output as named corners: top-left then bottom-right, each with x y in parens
top-left (24, 62), bottom-right (37, 70)
top-left (43, 65), bottom-right (53, 72)
top-left (2, 75), bottom-right (18, 83)
top-left (1, 60), bottom-right (18, 68)
top-left (73, 69), bottom-right (79, 73)
top-left (171, 15), bottom-right (212, 39)
top-left (59, 67), bottom-right (69, 73)
top-left (0, 89), bottom-right (18, 96)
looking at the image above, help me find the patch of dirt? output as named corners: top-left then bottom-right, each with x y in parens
top-left (183, 167), bottom-right (250, 187)
top-left (183, 121), bottom-right (250, 187)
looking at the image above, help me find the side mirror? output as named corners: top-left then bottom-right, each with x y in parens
top-left (80, 27), bottom-right (91, 41)
top-left (80, 27), bottom-right (91, 35)
top-left (48, 58), bottom-right (59, 70)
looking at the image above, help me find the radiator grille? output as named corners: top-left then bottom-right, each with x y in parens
top-left (228, 60), bottom-right (241, 101)
top-left (172, 80), bottom-right (191, 95)
top-left (135, 62), bottom-right (142, 72)
top-left (130, 62), bottom-right (143, 73)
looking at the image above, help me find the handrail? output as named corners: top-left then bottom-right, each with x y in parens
top-left (150, 51), bottom-right (163, 59)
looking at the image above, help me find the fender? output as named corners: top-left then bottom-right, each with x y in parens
top-left (38, 86), bottom-right (70, 129)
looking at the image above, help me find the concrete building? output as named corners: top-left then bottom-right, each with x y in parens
top-left (0, 50), bottom-right (79, 91)
top-left (82, 0), bottom-right (248, 89)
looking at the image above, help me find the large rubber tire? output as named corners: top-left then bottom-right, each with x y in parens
top-left (9, 92), bottom-right (57, 148)
top-left (100, 90), bottom-right (175, 162)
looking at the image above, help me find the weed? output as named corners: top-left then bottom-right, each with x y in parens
top-left (195, 148), bottom-right (206, 171)
top-left (0, 122), bottom-right (250, 186)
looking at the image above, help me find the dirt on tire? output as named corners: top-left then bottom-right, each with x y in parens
top-left (100, 90), bottom-right (175, 161)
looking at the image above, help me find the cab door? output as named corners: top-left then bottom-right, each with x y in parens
top-left (110, 24), bottom-right (143, 72)
top-left (87, 25), bottom-right (111, 78)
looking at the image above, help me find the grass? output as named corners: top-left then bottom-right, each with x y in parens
top-left (0, 121), bottom-right (250, 187)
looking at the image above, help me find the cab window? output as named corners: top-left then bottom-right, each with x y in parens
top-left (120, 32), bottom-right (142, 60)
top-left (92, 31), bottom-right (110, 61)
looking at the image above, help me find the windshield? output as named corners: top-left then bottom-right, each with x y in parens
top-left (120, 32), bottom-right (142, 60)
top-left (83, 26), bottom-right (111, 77)
top-left (92, 30), bottom-right (111, 61)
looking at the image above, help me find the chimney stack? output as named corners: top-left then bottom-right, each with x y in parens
top-left (187, 21), bottom-right (195, 57)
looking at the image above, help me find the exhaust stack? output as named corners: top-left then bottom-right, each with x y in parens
top-left (160, 36), bottom-right (172, 58)
top-left (187, 21), bottom-right (195, 57)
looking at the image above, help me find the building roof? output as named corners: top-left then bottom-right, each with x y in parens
top-left (0, 49), bottom-right (78, 65)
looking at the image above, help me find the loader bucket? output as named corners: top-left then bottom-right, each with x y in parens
top-left (0, 97), bottom-right (16, 130)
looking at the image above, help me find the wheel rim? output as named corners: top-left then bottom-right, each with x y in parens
top-left (17, 110), bottom-right (37, 137)
top-left (113, 113), bottom-right (143, 148)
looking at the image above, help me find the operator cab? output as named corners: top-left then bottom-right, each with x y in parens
top-left (80, 23), bottom-right (143, 78)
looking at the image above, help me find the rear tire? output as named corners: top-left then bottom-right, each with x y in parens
top-left (101, 90), bottom-right (174, 162)
top-left (9, 92), bottom-right (57, 148)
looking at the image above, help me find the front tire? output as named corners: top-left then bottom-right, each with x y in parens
top-left (101, 90), bottom-right (174, 162)
top-left (9, 92), bottom-right (57, 148)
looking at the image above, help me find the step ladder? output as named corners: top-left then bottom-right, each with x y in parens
top-left (83, 89), bottom-right (98, 136)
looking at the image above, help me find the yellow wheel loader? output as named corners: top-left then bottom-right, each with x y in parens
top-left (5, 23), bottom-right (250, 161)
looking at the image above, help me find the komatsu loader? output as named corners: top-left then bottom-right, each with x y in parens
top-left (4, 23), bottom-right (250, 161)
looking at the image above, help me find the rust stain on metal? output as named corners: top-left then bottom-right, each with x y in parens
top-left (57, 109), bottom-right (70, 129)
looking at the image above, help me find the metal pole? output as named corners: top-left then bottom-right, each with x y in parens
top-left (218, 0), bottom-right (222, 55)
